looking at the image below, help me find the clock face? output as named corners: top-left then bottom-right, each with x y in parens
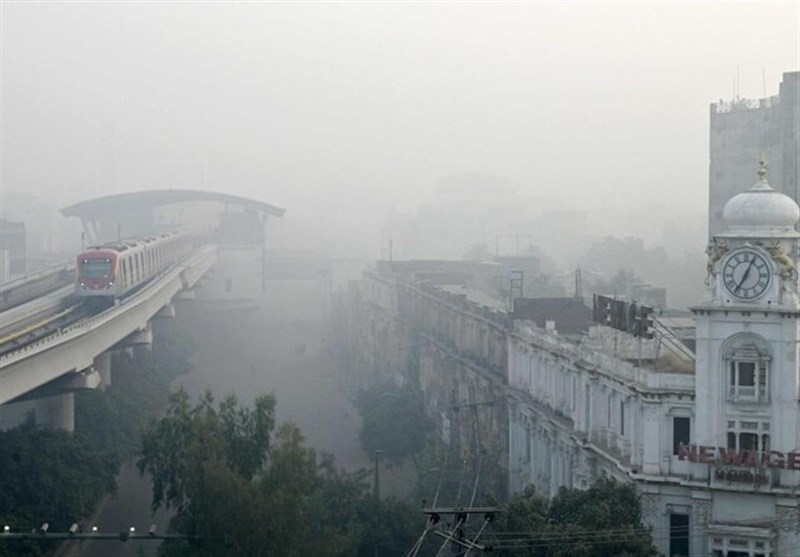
top-left (722, 249), bottom-right (771, 300)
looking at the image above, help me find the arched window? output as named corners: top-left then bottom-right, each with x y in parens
top-left (723, 335), bottom-right (770, 403)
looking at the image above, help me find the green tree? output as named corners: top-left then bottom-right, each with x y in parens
top-left (0, 321), bottom-right (194, 557)
top-left (138, 389), bottom-right (275, 513)
top-left (139, 389), bottom-right (427, 557)
top-left (489, 479), bottom-right (657, 557)
top-left (0, 422), bottom-right (119, 557)
top-left (355, 382), bottom-right (431, 463)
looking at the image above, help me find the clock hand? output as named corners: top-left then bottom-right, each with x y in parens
top-left (735, 256), bottom-right (757, 293)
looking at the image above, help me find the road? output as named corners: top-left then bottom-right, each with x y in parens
top-left (173, 281), bottom-right (370, 470)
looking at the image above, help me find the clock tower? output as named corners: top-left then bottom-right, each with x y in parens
top-left (692, 159), bottom-right (800, 555)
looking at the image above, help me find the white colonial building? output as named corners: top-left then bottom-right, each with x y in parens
top-left (507, 163), bottom-right (799, 557)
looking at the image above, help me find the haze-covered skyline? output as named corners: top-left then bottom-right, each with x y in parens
top-left (2, 2), bottom-right (798, 255)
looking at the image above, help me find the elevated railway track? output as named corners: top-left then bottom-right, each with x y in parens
top-left (0, 245), bottom-right (217, 405)
top-left (0, 285), bottom-right (81, 355)
top-left (0, 263), bottom-right (73, 311)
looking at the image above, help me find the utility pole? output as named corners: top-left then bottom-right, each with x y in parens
top-left (574, 268), bottom-right (582, 299)
top-left (508, 270), bottom-right (523, 312)
top-left (373, 449), bottom-right (384, 499)
top-left (422, 507), bottom-right (499, 555)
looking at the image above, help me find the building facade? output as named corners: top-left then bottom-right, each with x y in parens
top-left (508, 165), bottom-right (800, 557)
top-left (341, 261), bottom-right (513, 496)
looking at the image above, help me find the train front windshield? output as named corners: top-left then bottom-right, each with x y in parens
top-left (81, 258), bottom-right (112, 278)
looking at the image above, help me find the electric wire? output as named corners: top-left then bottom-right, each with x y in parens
top-left (487, 525), bottom-right (664, 539)
top-left (431, 446), bottom-right (450, 508)
top-left (482, 517), bottom-right (788, 550)
top-left (405, 518), bottom-right (437, 557)
top-left (484, 513), bottom-right (781, 541)
top-left (454, 456), bottom-right (467, 507)
top-left (433, 516), bottom-right (466, 557)
top-left (466, 453), bottom-right (483, 511)
top-left (462, 516), bottom-right (492, 557)
top-left (486, 529), bottom-right (711, 550)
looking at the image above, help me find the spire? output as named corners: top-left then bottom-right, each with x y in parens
top-left (758, 153), bottom-right (768, 183)
top-left (751, 154), bottom-right (773, 192)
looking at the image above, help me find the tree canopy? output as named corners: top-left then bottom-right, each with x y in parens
top-left (355, 382), bottom-right (431, 463)
top-left (487, 480), bottom-right (658, 557)
top-left (0, 422), bottom-right (119, 557)
top-left (138, 389), bottom-right (426, 557)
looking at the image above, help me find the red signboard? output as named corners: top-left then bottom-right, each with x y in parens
top-left (678, 443), bottom-right (800, 471)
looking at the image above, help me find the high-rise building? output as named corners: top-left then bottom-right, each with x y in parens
top-left (709, 71), bottom-right (799, 237)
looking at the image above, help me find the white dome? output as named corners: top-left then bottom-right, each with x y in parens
top-left (722, 168), bottom-right (799, 236)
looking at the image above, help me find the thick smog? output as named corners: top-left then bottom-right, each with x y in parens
top-left (1, 3), bottom-right (798, 557)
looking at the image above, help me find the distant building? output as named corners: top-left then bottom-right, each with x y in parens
top-left (709, 71), bottom-right (799, 237)
top-left (0, 219), bottom-right (26, 279)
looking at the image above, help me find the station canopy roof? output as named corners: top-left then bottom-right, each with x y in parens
top-left (61, 189), bottom-right (285, 219)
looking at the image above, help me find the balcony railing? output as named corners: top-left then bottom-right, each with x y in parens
top-left (728, 385), bottom-right (767, 402)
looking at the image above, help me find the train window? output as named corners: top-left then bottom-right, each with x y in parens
top-left (81, 258), bottom-right (111, 278)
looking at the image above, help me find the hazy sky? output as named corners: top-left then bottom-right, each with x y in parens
top-left (1, 2), bottom-right (798, 231)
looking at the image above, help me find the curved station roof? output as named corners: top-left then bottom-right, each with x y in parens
top-left (61, 189), bottom-right (285, 219)
top-left (61, 189), bottom-right (285, 245)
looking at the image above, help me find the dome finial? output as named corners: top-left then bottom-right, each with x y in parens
top-left (758, 153), bottom-right (768, 183)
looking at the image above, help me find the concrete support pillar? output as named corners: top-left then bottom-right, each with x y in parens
top-left (94, 351), bottom-right (112, 389)
top-left (118, 323), bottom-right (153, 355)
top-left (175, 289), bottom-right (196, 300)
top-left (35, 393), bottom-right (75, 432)
top-left (128, 323), bottom-right (153, 346)
top-left (156, 302), bottom-right (176, 319)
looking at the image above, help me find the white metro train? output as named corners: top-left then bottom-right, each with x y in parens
top-left (76, 232), bottom-right (194, 299)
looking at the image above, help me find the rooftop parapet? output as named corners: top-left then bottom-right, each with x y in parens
top-left (513, 321), bottom-right (695, 393)
top-left (711, 95), bottom-right (778, 114)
